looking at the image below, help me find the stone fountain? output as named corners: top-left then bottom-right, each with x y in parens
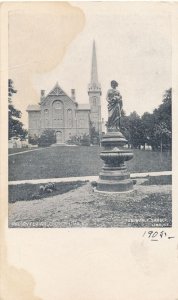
top-left (96, 80), bottom-right (134, 193)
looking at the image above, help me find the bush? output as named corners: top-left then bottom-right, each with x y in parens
top-left (28, 134), bottom-right (39, 145)
top-left (80, 134), bottom-right (90, 146)
top-left (66, 134), bottom-right (90, 146)
top-left (66, 135), bottom-right (80, 146)
top-left (38, 130), bottom-right (56, 147)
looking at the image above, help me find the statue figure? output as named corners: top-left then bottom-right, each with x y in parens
top-left (106, 80), bottom-right (123, 131)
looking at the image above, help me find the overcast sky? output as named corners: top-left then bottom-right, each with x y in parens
top-left (9, 1), bottom-right (172, 128)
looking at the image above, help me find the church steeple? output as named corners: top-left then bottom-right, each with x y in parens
top-left (91, 40), bottom-right (98, 83)
top-left (88, 40), bottom-right (101, 95)
top-left (88, 41), bottom-right (102, 135)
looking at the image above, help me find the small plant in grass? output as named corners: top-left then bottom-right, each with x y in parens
top-left (39, 183), bottom-right (56, 194)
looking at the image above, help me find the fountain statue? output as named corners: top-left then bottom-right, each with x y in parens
top-left (106, 80), bottom-right (123, 131)
top-left (96, 80), bottom-right (134, 193)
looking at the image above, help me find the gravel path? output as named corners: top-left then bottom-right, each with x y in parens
top-left (9, 181), bottom-right (172, 228)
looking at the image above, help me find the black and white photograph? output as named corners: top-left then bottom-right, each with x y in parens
top-left (7, 1), bottom-right (172, 228)
top-left (1, 2), bottom-right (178, 300)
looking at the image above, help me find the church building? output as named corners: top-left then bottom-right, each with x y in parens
top-left (27, 41), bottom-right (102, 144)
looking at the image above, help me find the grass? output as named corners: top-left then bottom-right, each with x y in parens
top-left (141, 175), bottom-right (172, 185)
top-left (9, 181), bottom-right (86, 203)
top-left (9, 145), bottom-right (172, 181)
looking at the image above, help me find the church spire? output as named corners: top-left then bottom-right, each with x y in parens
top-left (91, 40), bottom-right (98, 83)
top-left (88, 40), bottom-right (102, 134)
top-left (88, 40), bottom-right (101, 94)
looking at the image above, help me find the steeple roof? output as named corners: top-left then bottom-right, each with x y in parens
top-left (91, 40), bottom-right (98, 84)
top-left (88, 40), bottom-right (101, 94)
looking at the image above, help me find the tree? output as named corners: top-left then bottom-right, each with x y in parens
top-left (120, 114), bottom-right (131, 147)
top-left (152, 88), bottom-right (172, 151)
top-left (120, 88), bottom-right (172, 151)
top-left (8, 79), bottom-right (27, 140)
top-left (153, 122), bottom-right (171, 153)
top-left (121, 111), bottom-right (145, 149)
top-left (142, 112), bottom-right (156, 149)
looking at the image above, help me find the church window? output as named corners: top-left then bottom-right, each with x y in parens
top-left (67, 109), bottom-right (73, 128)
top-left (52, 100), bottom-right (63, 128)
top-left (44, 109), bottom-right (49, 128)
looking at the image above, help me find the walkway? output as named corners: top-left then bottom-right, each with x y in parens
top-left (8, 147), bottom-right (50, 156)
top-left (8, 171), bottom-right (172, 185)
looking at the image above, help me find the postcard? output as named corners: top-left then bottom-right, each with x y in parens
top-left (1, 1), bottom-right (178, 299)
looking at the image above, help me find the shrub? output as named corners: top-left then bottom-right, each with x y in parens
top-left (28, 134), bottom-right (39, 145)
top-left (66, 134), bottom-right (90, 146)
top-left (80, 134), bottom-right (90, 146)
top-left (38, 130), bottom-right (56, 147)
top-left (66, 135), bottom-right (80, 146)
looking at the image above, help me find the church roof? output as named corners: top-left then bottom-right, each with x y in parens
top-left (26, 104), bottom-right (40, 111)
top-left (46, 82), bottom-right (66, 98)
top-left (46, 82), bottom-right (76, 101)
top-left (77, 104), bottom-right (90, 111)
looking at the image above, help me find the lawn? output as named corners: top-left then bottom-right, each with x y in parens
top-left (9, 181), bottom-right (86, 203)
top-left (9, 145), bottom-right (172, 181)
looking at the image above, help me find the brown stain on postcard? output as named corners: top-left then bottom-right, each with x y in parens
top-left (1, 2), bottom-right (85, 299)
top-left (8, 1), bottom-right (85, 128)
top-left (1, 260), bottom-right (42, 300)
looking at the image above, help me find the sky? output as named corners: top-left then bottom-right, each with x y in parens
top-left (8, 1), bottom-right (172, 128)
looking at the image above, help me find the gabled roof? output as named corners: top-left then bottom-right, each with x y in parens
top-left (77, 104), bottom-right (90, 111)
top-left (26, 105), bottom-right (40, 111)
top-left (45, 82), bottom-right (74, 103)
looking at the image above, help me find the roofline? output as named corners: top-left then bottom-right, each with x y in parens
top-left (26, 108), bottom-right (41, 112)
top-left (44, 82), bottom-right (76, 104)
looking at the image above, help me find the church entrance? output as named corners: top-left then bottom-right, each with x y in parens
top-left (56, 131), bottom-right (63, 144)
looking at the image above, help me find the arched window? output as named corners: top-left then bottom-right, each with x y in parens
top-left (52, 100), bottom-right (63, 128)
top-left (44, 109), bottom-right (49, 128)
top-left (67, 109), bottom-right (73, 128)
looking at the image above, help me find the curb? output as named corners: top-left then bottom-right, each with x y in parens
top-left (8, 171), bottom-right (172, 186)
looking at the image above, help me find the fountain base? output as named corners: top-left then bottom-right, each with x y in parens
top-left (96, 131), bottom-right (134, 193)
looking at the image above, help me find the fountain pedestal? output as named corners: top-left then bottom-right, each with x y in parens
top-left (96, 131), bottom-right (134, 193)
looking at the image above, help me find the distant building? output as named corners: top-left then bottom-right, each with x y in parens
top-left (27, 41), bottom-right (102, 144)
